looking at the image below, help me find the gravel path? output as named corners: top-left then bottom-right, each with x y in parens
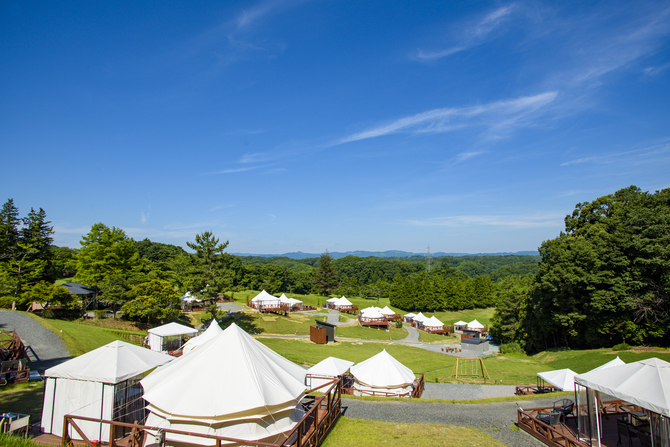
top-left (342, 396), bottom-right (558, 447)
top-left (217, 303), bottom-right (244, 312)
top-left (397, 325), bottom-right (420, 343)
top-left (0, 310), bottom-right (70, 374)
top-left (422, 383), bottom-right (518, 400)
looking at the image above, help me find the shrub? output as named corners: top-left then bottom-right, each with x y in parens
top-left (613, 343), bottom-right (632, 351)
top-left (395, 320), bottom-right (403, 329)
top-left (499, 342), bottom-right (525, 354)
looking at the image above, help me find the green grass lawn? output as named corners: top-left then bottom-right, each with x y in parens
top-left (533, 348), bottom-right (670, 373)
top-left (322, 417), bottom-right (504, 447)
top-left (432, 308), bottom-right (495, 327)
top-left (336, 324), bottom-right (408, 341)
top-left (0, 382), bottom-right (44, 421)
top-left (417, 330), bottom-right (460, 344)
top-left (219, 311), bottom-right (326, 335)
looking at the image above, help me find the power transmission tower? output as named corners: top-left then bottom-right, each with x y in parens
top-left (426, 245), bottom-right (432, 273)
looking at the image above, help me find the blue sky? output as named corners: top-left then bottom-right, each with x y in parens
top-left (2, 1), bottom-right (669, 254)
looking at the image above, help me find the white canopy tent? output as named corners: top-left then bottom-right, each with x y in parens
top-left (360, 308), bottom-right (384, 321)
top-left (41, 341), bottom-right (173, 441)
top-left (453, 320), bottom-right (467, 330)
top-left (251, 290), bottom-right (280, 306)
top-left (147, 322), bottom-right (198, 353)
top-left (574, 358), bottom-right (670, 447)
top-left (350, 350), bottom-right (416, 397)
top-left (306, 356), bottom-right (354, 390)
top-left (537, 368), bottom-right (578, 392)
top-left (466, 319), bottom-right (484, 330)
top-left (412, 312), bottom-right (427, 325)
top-left (423, 316), bottom-right (445, 329)
top-left (279, 293), bottom-right (302, 309)
top-left (326, 297), bottom-right (339, 303)
top-left (335, 297), bottom-right (353, 308)
top-left (141, 323), bottom-right (308, 446)
top-left (586, 356), bottom-right (626, 373)
top-left (181, 321), bottom-right (223, 355)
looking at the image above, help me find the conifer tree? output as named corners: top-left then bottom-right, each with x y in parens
top-left (312, 250), bottom-right (338, 296)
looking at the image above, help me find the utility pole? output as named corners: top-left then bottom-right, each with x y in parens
top-left (426, 245), bottom-right (432, 273)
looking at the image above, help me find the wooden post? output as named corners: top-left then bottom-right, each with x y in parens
top-left (297, 423), bottom-right (302, 447)
top-left (62, 417), bottom-right (70, 447)
top-left (109, 419), bottom-right (115, 447)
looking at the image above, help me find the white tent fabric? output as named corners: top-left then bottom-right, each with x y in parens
top-left (360, 308), bottom-right (384, 320)
top-left (360, 306), bottom-right (381, 314)
top-left (251, 290), bottom-right (280, 305)
top-left (45, 340), bottom-right (173, 383)
top-left (279, 294), bottom-right (302, 306)
top-left (326, 297), bottom-right (339, 303)
top-left (141, 323), bottom-right (308, 446)
top-left (575, 358), bottom-right (670, 417)
top-left (380, 306), bottom-right (396, 316)
top-left (413, 312), bottom-right (427, 323)
top-left (306, 356), bottom-right (354, 390)
top-left (467, 319), bottom-right (484, 330)
top-left (181, 291), bottom-right (201, 303)
top-left (147, 322), bottom-right (198, 352)
top-left (586, 356), bottom-right (626, 373)
top-left (404, 313), bottom-right (416, 318)
top-left (41, 341), bottom-right (172, 441)
top-left (537, 368), bottom-right (578, 392)
top-left (351, 350), bottom-right (415, 387)
top-left (454, 320), bottom-right (467, 326)
top-left (181, 321), bottom-right (223, 355)
top-left (336, 297), bottom-right (352, 306)
top-left (423, 316), bottom-right (445, 328)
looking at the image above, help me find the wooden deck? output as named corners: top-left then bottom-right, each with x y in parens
top-left (357, 315), bottom-right (389, 329)
top-left (515, 385), bottom-right (557, 395)
top-left (518, 400), bottom-right (647, 447)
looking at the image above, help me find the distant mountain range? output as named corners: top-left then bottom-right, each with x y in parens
top-left (232, 250), bottom-right (539, 260)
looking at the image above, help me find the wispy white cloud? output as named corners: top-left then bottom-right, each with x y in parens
top-left (140, 212), bottom-right (149, 224)
top-left (642, 62), bottom-right (670, 77)
top-left (414, 4), bottom-right (517, 61)
top-left (339, 91), bottom-right (558, 144)
top-left (209, 204), bottom-right (236, 212)
top-left (208, 163), bottom-right (275, 174)
top-left (407, 212), bottom-right (563, 229)
top-left (239, 152), bottom-right (272, 163)
top-left (454, 151), bottom-right (486, 163)
top-left (560, 141), bottom-right (670, 167)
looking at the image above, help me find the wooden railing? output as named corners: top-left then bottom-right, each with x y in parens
top-left (420, 326), bottom-right (450, 335)
top-left (342, 374), bottom-right (424, 398)
top-left (0, 330), bottom-right (25, 361)
top-left (61, 380), bottom-right (342, 447)
top-left (517, 407), bottom-right (586, 447)
top-left (515, 385), bottom-right (557, 395)
top-left (411, 374), bottom-right (424, 398)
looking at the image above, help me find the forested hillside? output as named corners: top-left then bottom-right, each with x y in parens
top-left (490, 186), bottom-right (670, 352)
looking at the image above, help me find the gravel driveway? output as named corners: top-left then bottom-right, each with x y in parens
top-left (0, 310), bottom-right (70, 374)
top-left (342, 396), bottom-right (559, 447)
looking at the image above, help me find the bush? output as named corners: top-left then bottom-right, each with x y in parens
top-left (395, 320), bottom-right (403, 329)
top-left (613, 343), bottom-right (632, 351)
top-left (499, 342), bottom-right (524, 354)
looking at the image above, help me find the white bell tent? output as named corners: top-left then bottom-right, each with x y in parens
top-left (279, 293), bottom-right (302, 310)
top-left (41, 341), bottom-right (173, 441)
top-left (349, 350), bottom-right (417, 397)
top-left (453, 320), bottom-right (467, 330)
top-left (585, 356), bottom-right (626, 373)
top-left (141, 323), bottom-right (308, 446)
top-left (181, 321), bottom-right (223, 355)
top-left (403, 313), bottom-right (416, 322)
top-left (380, 306), bottom-right (396, 317)
top-left (359, 308), bottom-right (384, 321)
top-left (306, 356), bottom-right (354, 391)
top-left (466, 319), bottom-right (484, 330)
top-left (423, 316), bottom-right (445, 329)
top-left (147, 322), bottom-right (198, 353)
top-left (412, 312), bottom-right (427, 326)
top-left (537, 368), bottom-right (578, 392)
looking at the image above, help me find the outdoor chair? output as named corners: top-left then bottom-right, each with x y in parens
top-left (616, 419), bottom-right (638, 447)
top-left (539, 411), bottom-right (563, 431)
top-left (553, 398), bottom-right (574, 423)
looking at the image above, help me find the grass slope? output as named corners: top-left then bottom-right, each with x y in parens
top-left (322, 417), bottom-right (504, 447)
top-left (0, 382), bottom-right (44, 421)
top-left (336, 324), bottom-right (408, 341)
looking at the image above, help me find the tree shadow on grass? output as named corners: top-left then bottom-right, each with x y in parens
top-left (218, 313), bottom-right (262, 335)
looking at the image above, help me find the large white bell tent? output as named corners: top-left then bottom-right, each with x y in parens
top-left (380, 306), bottom-right (396, 317)
top-left (349, 350), bottom-right (417, 397)
top-left (147, 322), bottom-right (198, 353)
top-left (141, 323), bottom-right (308, 446)
top-left (585, 356), bottom-right (626, 373)
top-left (181, 321), bottom-right (223, 355)
top-left (306, 356), bottom-right (355, 391)
top-left (412, 312), bottom-right (427, 325)
top-left (423, 316), bottom-right (445, 329)
top-left (40, 340), bottom-right (173, 441)
top-left (466, 319), bottom-right (484, 330)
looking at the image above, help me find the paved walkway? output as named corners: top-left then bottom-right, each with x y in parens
top-left (0, 310), bottom-right (70, 374)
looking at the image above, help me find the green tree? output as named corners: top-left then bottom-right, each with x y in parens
top-left (312, 250), bottom-right (339, 296)
top-left (121, 279), bottom-right (181, 323)
top-left (186, 231), bottom-right (229, 272)
top-left (0, 199), bottom-right (21, 261)
top-left (489, 276), bottom-right (532, 344)
top-left (21, 281), bottom-right (75, 311)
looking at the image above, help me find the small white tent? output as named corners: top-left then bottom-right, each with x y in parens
top-left (412, 312), bottom-right (427, 325)
top-left (41, 341), bottom-right (173, 441)
top-left (537, 368), bottom-right (578, 392)
top-left (466, 319), bottom-right (484, 330)
top-left (453, 320), bottom-right (467, 330)
top-left (181, 321), bottom-right (223, 355)
top-left (423, 316), bottom-right (445, 329)
top-left (147, 322), bottom-right (198, 353)
top-left (380, 306), bottom-right (396, 317)
top-left (306, 356), bottom-right (354, 390)
top-left (335, 297), bottom-right (353, 308)
top-left (350, 350), bottom-right (416, 397)
top-left (279, 293), bottom-right (302, 309)
top-left (141, 323), bottom-right (308, 446)
top-left (360, 308), bottom-right (384, 321)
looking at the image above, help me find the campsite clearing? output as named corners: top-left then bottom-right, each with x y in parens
top-left (336, 324), bottom-right (408, 340)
